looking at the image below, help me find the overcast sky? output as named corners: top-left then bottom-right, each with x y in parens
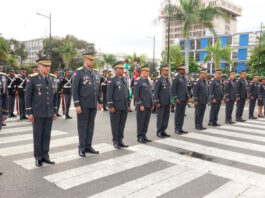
top-left (0, 0), bottom-right (265, 59)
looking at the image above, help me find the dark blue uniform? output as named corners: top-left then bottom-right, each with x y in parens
top-left (16, 75), bottom-right (27, 119)
top-left (60, 76), bottom-right (72, 116)
top-left (72, 66), bottom-right (102, 153)
top-left (0, 72), bottom-right (9, 130)
top-left (7, 74), bottom-right (17, 116)
top-left (107, 75), bottom-right (130, 145)
top-left (235, 78), bottom-right (247, 120)
top-left (172, 74), bottom-right (188, 132)
top-left (248, 81), bottom-right (259, 118)
top-left (134, 76), bottom-right (152, 140)
top-left (224, 78), bottom-right (236, 122)
top-left (193, 78), bottom-right (208, 129)
top-left (258, 83), bottom-right (265, 110)
top-left (25, 72), bottom-right (58, 161)
top-left (153, 76), bottom-right (171, 136)
top-left (209, 78), bottom-right (223, 125)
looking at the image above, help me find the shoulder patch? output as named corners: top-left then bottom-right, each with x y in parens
top-left (29, 73), bottom-right (38, 77)
top-left (49, 73), bottom-right (57, 77)
top-left (77, 67), bottom-right (83, 71)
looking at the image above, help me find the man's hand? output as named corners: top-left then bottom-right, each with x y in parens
top-left (156, 104), bottom-right (161, 109)
top-left (53, 114), bottom-right (57, 120)
top-left (250, 96), bottom-right (254, 100)
top-left (28, 114), bottom-right (34, 123)
top-left (225, 98), bottom-right (230, 102)
top-left (175, 99), bottom-right (181, 105)
top-left (212, 99), bottom-right (217, 103)
top-left (2, 116), bottom-right (7, 122)
top-left (236, 97), bottom-right (240, 101)
top-left (98, 104), bottom-right (102, 111)
top-left (127, 107), bottom-right (131, 112)
top-left (259, 97), bottom-right (263, 101)
top-left (109, 107), bottom-right (115, 114)
top-left (140, 106), bottom-right (145, 112)
top-left (76, 106), bottom-right (82, 114)
top-left (194, 102), bottom-right (199, 106)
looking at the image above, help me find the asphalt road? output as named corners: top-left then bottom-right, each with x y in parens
top-left (1, 103), bottom-right (265, 198)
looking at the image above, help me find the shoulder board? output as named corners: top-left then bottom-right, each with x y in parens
top-left (196, 79), bottom-right (199, 81)
top-left (211, 78), bottom-right (214, 81)
top-left (49, 73), bottom-right (57, 77)
top-left (77, 67), bottom-right (83, 71)
top-left (0, 72), bottom-right (6, 76)
top-left (157, 76), bottom-right (161, 79)
top-left (29, 73), bottom-right (38, 77)
top-left (93, 68), bottom-right (99, 72)
top-left (137, 77), bottom-right (140, 80)
top-left (110, 75), bottom-right (116, 79)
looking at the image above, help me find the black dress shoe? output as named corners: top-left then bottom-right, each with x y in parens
top-left (22, 115), bottom-right (28, 119)
top-left (42, 159), bottom-right (55, 164)
top-left (225, 121), bottom-right (231, 124)
top-left (57, 113), bottom-right (62, 117)
top-left (86, 147), bottom-right (99, 154)
top-left (119, 142), bottom-right (129, 147)
top-left (10, 114), bottom-right (16, 117)
top-left (175, 130), bottom-right (182, 135)
top-left (143, 137), bottom-right (152, 142)
top-left (214, 123), bottom-right (221, 126)
top-left (35, 159), bottom-right (42, 167)
top-left (79, 150), bottom-right (86, 157)
top-left (20, 117), bottom-right (23, 120)
top-left (2, 123), bottom-right (6, 126)
top-left (208, 123), bottom-right (215, 126)
top-left (180, 129), bottom-right (188, 134)
top-left (162, 132), bottom-right (171, 137)
top-left (157, 133), bottom-right (165, 138)
top-left (0, 172), bottom-right (2, 175)
top-left (258, 115), bottom-right (264, 118)
top-left (66, 114), bottom-right (72, 119)
top-left (113, 143), bottom-right (121, 149)
top-left (103, 108), bottom-right (108, 111)
top-left (137, 137), bottom-right (146, 143)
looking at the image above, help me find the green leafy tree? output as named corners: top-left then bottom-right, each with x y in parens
top-left (8, 39), bottom-right (28, 65)
top-left (0, 37), bottom-right (10, 65)
top-left (161, 45), bottom-right (183, 73)
top-left (125, 52), bottom-right (147, 73)
top-left (102, 54), bottom-right (117, 71)
top-left (58, 40), bottom-right (77, 69)
top-left (94, 58), bottom-right (105, 71)
top-left (204, 39), bottom-right (232, 71)
top-left (162, 0), bottom-right (226, 72)
top-left (189, 58), bottom-right (201, 74)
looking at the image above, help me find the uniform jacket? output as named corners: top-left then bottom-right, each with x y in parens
top-left (209, 78), bottom-right (223, 101)
top-left (172, 74), bottom-right (188, 102)
top-left (153, 76), bottom-right (171, 106)
top-left (193, 78), bottom-right (208, 104)
top-left (236, 78), bottom-right (247, 99)
top-left (224, 79), bottom-right (236, 101)
top-left (248, 81), bottom-right (259, 99)
top-left (134, 76), bottom-right (153, 109)
top-left (0, 72), bottom-right (9, 116)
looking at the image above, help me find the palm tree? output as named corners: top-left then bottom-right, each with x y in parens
top-left (58, 40), bottom-right (77, 69)
top-left (163, 0), bottom-right (226, 73)
top-left (204, 38), bottom-right (232, 71)
top-left (94, 58), bottom-right (105, 71)
top-left (0, 37), bottom-right (10, 64)
top-left (161, 45), bottom-right (183, 72)
top-left (125, 52), bottom-right (147, 73)
top-left (102, 54), bottom-right (117, 71)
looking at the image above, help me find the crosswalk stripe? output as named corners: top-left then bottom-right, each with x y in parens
top-left (128, 144), bottom-right (265, 188)
top-left (202, 181), bottom-right (250, 198)
top-left (246, 120), bottom-right (265, 125)
top-left (5, 117), bottom-right (19, 122)
top-left (2, 121), bottom-right (31, 127)
top-left (44, 152), bottom-right (159, 190)
top-left (236, 185), bottom-right (265, 198)
top-left (204, 129), bottom-right (265, 143)
top-left (0, 130), bottom-right (66, 145)
top-left (233, 122), bottom-right (265, 130)
top-left (14, 143), bottom-right (115, 170)
top-left (88, 165), bottom-right (205, 198)
top-left (157, 138), bottom-right (265, 169)
top-left (0, 126), bottom-right (32, 135)
top-left (0, 136), bottom-right (78, 156)
top-left (218, 125), bottom-right (265, 135)
top-left (183, 133), bottom-right (265, 153)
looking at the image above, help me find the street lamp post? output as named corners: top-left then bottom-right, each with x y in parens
top-left (37, 12), bottom-right (52, 59)
top-left (147, 36), bottom-right (156, 72)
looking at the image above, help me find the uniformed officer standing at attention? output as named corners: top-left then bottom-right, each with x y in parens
top-left (100, 70), bottom-right (108, 111)
top-left (224, 71), bottom-right (236, 124)
top-left (60, 69), bottom-right (72, 119)
top-left (193, 69), bottom-right (208, 130)
top-left (235, 70), bottom-right (247, 122)
top-left (16, 68), bottom-right (28, 120)
top-left (72, 51), bottom-right (102, 157)
top-left (25, 56), bottom-right (58, 167)
top-left (0, 69), bottom-right (8, 176)
top-left (31, 65), bottom-right (39, 74)
top-left (248, 75), bottom-right (259, 119)
top-left (172, 64), bottom-right (189, 135)
top-left (134, 65), bottom-right (153, 143)
top-left (153, 65), bottom-right (171, 138)
top-left (208, 69), bottom-right (223, 126)
top-left (107, 61), bottom-right (130, 149)
top-left (258, 77), bottom-right (265, 117)
top-left (53, 70), bottom-right (62, 117)
top-left (7, 68), bottom-right (17, 117)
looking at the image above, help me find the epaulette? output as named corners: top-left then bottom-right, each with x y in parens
top-left (29, 73), bottom-right (38, 77)
top-left (77, 67), bottom-right (83, 71)
top-left (0, 72), bottom-right (6, 76)
top-left (49, 73), bottom-right (57, 77)
top-left (110, 75), bottom-right (116, 79)
top-left (137, 77), bottom-right (140, 80)
top-left (93, 68), bottom-right (99, 72)
top-left (196, 78), bottom-right (199, 81)
top-left (157, 75), bottom-right (161, 78)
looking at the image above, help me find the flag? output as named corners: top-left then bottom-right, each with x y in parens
top-left (124, 62), bottom-right (133, 99)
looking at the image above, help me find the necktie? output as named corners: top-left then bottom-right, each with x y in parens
top-left (45, 77), bottom-right (48, 85)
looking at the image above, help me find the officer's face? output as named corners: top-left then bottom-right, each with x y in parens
top-left (65, 72), bottom-right (71, 77)
top-left (84, 58), bottom-right (95, 68)
top-left (178, 69), bottom-right (186, 75)
top-left (262, 80), bottom-right (265, 84)
top-left (38, 65), bottom-right (50, 75)
top-left (240, 73), bottom-right (246, 79)
top-left (215, 72), bottom-right (222, 79)
top-left (161, 69), bottom-right (169, 77)
top-left (115, 68), bottom-right (124, 76)
top-left (141, 70), bottom-right (150, 79)
top-left (200, 73), bottom-right (206, 79)
top-left (20, 71), bottom-right (26, 77)
top-left (230, 73), bottom-right (235, 79)
top-left (253, 77), bottom-right (259, 82)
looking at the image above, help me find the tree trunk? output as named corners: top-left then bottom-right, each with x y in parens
top-left (185, 37), bottom-right (189, 73)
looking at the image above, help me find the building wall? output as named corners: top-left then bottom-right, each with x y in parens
top-left (23, 38), bottom-right (44, 63)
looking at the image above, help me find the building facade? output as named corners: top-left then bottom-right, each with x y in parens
top-left (179, 31), bottom-right (261, 73)
top-left (23, 38), bottom-right (44, 63)
top-left (162, 0), bottom-right (242, 51)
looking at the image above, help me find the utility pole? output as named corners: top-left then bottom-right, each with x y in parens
top-left (258, 22), bottom-right (263, 73)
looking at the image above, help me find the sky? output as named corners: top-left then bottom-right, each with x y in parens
top-left (0, 0), bottom-right (265, 59)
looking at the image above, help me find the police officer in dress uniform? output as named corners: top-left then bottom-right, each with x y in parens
top-left (16, 68), bottom-right (27, 120)
top-left (208, 69), bottom-right (223, 126)
top-left (61, 69), bottom-right (72, 119)
top-left (72, 51), bottom-right (102, 157)
top-left (153, 65), bottom-right (171, 138)
top-left (25, 56), bottom-right (58, 167)
top-left (100, 70), bottom-right (108, 111)
top-left (193, 69), bottom-right (208, 130)
top-left (107, 61), bottom-right (130, 149)
top-left (0, 70), bottom-right (8, 175)
top-left (53, 70), bottom-right (62, 117)
top-left (172, 64), bottom-right (189, 135)
top-left (248, 75), bottom-right (259, 119)
top-left (224, 71), bottom-right (236, 124)
top-left (31, 65), bottom-right (39, 74)
top-left (134, 65), bottom-right (153, 143)
top-left (235, 71), bottom-right (247, 122)
top-left (258, 77), bottom-right (265, 117)
top-left (7, 68), bottom-right (17, 117)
